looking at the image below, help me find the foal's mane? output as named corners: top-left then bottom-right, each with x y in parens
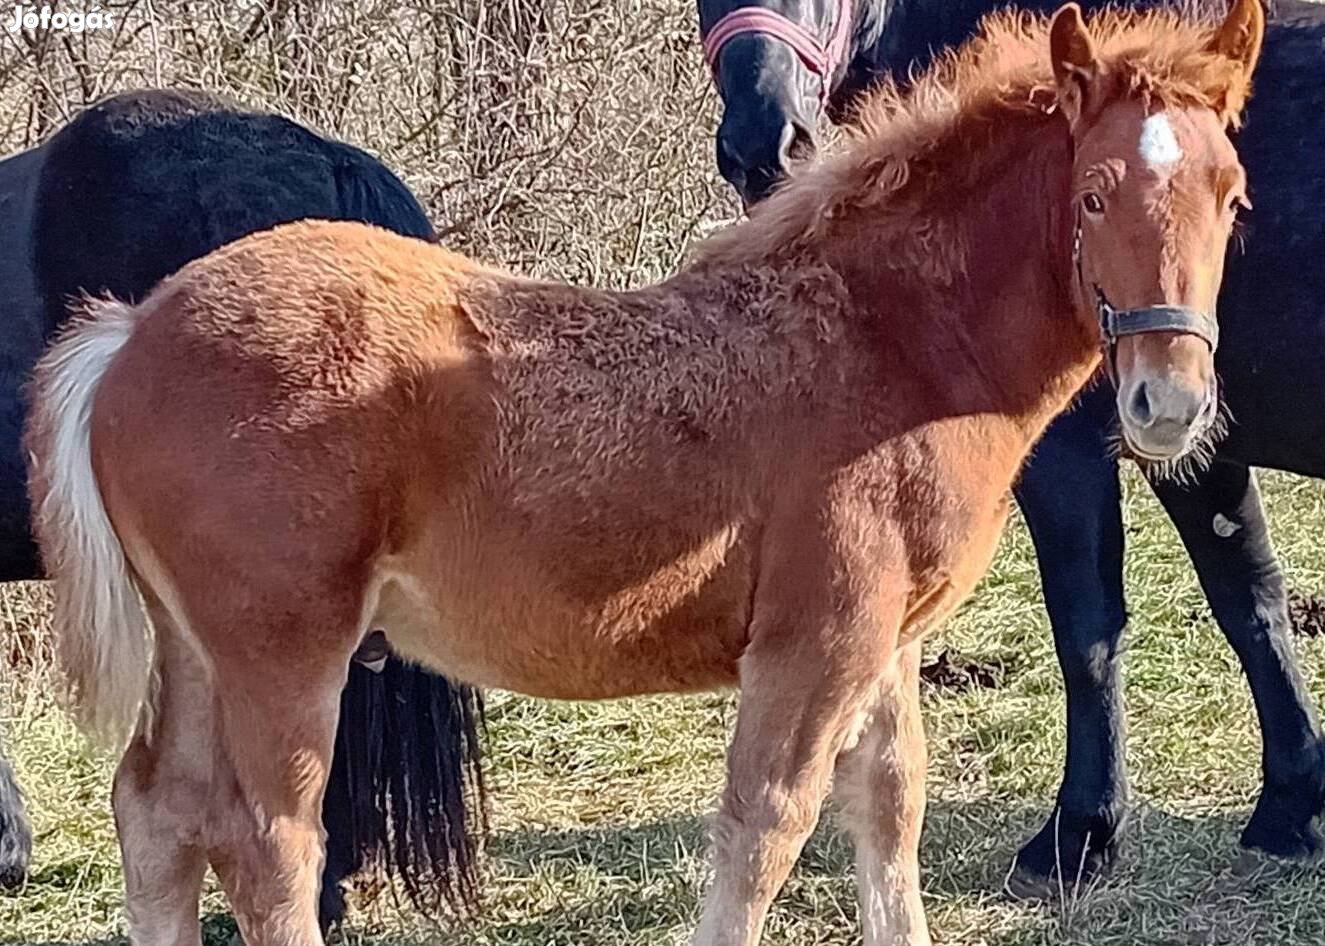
top-left (697, 5), bottom-right (1257, 267)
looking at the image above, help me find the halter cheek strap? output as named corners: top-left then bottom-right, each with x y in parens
top-left (1072, 212), bottom-right (1220, 379)
top-left (702, 5), bottom-right (855, 106)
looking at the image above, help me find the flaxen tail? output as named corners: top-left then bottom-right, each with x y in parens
top-left (26, 298), bottom-right (152, 745)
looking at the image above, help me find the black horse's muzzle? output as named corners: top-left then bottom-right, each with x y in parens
top-left (716, 116), bottom-right (814, 205)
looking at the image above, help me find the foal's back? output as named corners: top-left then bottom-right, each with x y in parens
top-left (88, 220), bottom-right (862, 696)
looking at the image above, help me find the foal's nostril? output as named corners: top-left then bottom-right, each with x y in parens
top-left (1127, 383), bottom-right (1154, 427)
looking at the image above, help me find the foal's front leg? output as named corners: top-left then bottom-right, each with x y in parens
top-left (693, 590), bottom-right (902, 946)
top-left (833, 640), bottom-right (930, 946)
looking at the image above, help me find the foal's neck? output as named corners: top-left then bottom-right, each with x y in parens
top-left (832, 116), bottom-right (1101, 448)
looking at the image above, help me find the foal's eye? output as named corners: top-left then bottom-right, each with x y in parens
top-left (1081, 192), bottom-right (1106, 215)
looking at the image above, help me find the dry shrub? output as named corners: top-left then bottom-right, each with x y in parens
top-left (0, 0), bottom-right (739, 286)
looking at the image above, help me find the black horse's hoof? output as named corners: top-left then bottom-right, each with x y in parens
top-left (1230, 846), bottom-right (1323, 880)
top-left (1003, 853), bottom-right (1112, 902)
top-left (0, 857), bottom-right (27, 890)
top-left (1240, 741), bottom-right (1325, 864)
top-left (0, 808), bottom-right (32, 889)
top-left (1007, 805), bottom-right (1123, 900)
top-left (318, 876), bottom-right (348, 937)
top-left (1003, 865), bottom-right (1060, 901)
top-left (1240, 817), bottom-right (1325, 865)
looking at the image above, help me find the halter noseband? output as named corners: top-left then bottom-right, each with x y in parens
top-left (1072, 212), bottom-right (1220, 380)
top-left (701, 5), bottom-right (854, 106)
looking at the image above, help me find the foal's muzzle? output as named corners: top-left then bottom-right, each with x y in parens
top-left (1119, 375), bottom-right (1219, 461)
top-left (1101, 297), bottom-right (1220, 461)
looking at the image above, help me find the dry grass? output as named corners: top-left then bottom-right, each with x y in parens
top-left (3, 2), bottom-right (1325, 944)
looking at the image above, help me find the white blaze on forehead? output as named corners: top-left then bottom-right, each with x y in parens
top-left (1138, 112), bottom-right (1183, 168)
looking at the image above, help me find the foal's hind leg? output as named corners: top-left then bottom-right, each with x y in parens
top-left (693, 592), bottom-right (902, 946)
top-left (205, 626), bottom-right (349, 946)
top-left (114, 599), bottom-right (214, 946)
top-left (200, 593), bottom-right (363, 943)
top-left (833, 641), bottom-right (930, 946)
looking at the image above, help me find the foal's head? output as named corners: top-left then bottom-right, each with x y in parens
top-left (700, 0), bottom-right (857, 204)
top-left (1053, 0), bottom-right (1263, 462)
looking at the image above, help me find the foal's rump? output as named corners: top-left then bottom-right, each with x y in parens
top-left (26, 221), bottom-right (484, 737)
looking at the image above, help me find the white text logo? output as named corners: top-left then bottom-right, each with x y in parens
top-left (5, 5), bottom-right (115, 33)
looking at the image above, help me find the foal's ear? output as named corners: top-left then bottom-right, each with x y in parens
top-left (1049, 3), bottom-right (1101, 129)
top-left (1207, 0), bottom-right (1265, 123)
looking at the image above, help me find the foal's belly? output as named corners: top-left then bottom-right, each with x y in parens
top-left (370, 521), bottom-right (756, 700)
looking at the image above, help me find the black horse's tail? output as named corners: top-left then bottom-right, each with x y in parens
top-left (317, 128), bottom-right (485, 927)
top-left (323, 658), bottom-right (487, 921)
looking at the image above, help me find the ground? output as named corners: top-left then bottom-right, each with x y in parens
top-left (2, 467), bottom-right (1323, 946)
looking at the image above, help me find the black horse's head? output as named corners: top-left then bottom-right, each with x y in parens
top-left (699, 0), bottom-right (861, 205)
top-left (700, 0), bottom-right (1081, 205)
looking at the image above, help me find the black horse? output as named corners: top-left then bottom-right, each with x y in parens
top-left (700, 0), bottom-right (1325, 895)
top-left (0, 89), bottom-right (485, 924)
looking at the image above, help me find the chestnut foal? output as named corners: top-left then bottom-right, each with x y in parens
top-left (28, 3), bottom-right (1263, 944)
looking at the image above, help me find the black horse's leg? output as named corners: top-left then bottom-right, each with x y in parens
top-left (316, 660), bottom-right (384, 933)
top-left (0, 723), bottom-right (32, 888)
top-left (0, 373), bottom-right (38, 887)
top-left (317, 711), bottom-right (358, 932)
top-left (1009, 387), bottom-right (1131, 897)
top-left (1150, 460), bottom-right (1325, 861)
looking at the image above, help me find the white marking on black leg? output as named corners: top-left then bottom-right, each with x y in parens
top-left (1213, 513), bottom-right (1242, 538)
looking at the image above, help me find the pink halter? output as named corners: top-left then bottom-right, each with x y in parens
top-left (702, 5), bottom-right (855, 105)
